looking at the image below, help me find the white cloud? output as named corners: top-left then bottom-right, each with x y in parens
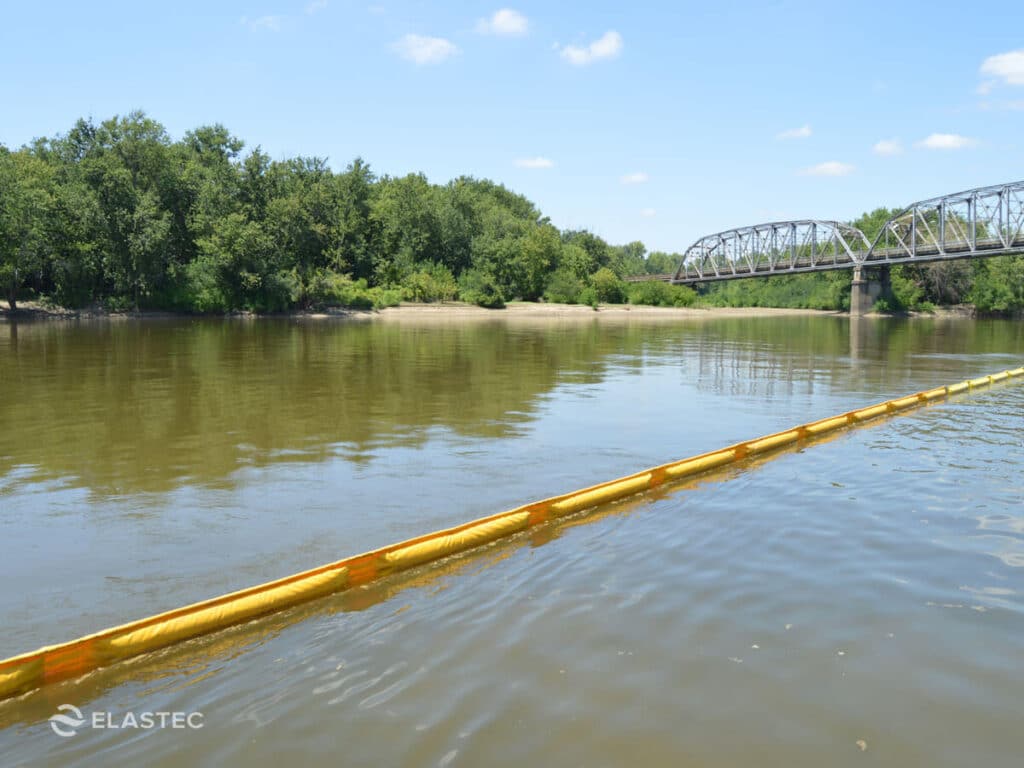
top-left (799, 161), bottom-right (855, 177)
top-left (776, 124), bottom-right (812, 140)
top-left (305, 0), bottom-right (328, 14)
top-left (392, 34), bottom-right (459, 65)
top-left (516, 156), bottom-right (553, 169)
top-left (872, 139), bottom-right (903, 156)
top-left (476, 9), bottom-right (528, 37)
top-left (621, 172), bottom-right (649, 185)
top-left (917, 133), bottom-right (977, 150)
top-left (980, 50), bottom-right (1024, 86)
top-left (640, 208), bottom-right (657, 218)
top-left (560, 31), bottom-right (622, 66)
top-left (241, 15), bottom-right (283, 31)
top-left (976, 80), bottom-right (995, 96)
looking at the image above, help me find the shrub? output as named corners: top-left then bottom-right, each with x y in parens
top-left (183, 256), bottom-right (230, 313)
top-left (627, 279), bottom-right (673, 306)
top-left (870, 296), bottom-right (901, 313)
top-left (543, 268), bottom-right (584, 304)
top-left (295, 268), bottom-right (347, 309)
top-left (890, 267), bottom-right (925, 310)
top-left (401, 263), bottom-right (458, 303)
top-left (578, 286), bottom-right (599, 308)
top-left (289, 269), bottom-right (400, 311)
top-left (671, 285), bottom-right (697, 307)
top-left (697, 273), bottom-right (849, 310)
top-left (339, 279), bottom-right (401, 310)
top-left (589, 267), bottom-right (626, 303)
top-left (626, 280), bottom-right (699, 308)
top-left (458, 268), bottom-right (505, 308)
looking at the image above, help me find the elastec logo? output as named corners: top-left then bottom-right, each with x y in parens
top-left (49, 704), bottom-right (86, 738)
top-left (48, 704), bottom-right (204, 737)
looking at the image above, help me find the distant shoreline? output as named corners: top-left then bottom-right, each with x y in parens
top-left (0, 299), bottom-right (977, 323)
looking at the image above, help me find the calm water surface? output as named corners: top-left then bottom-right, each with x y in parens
top-left (0, 314), bottom-right (1022, 766)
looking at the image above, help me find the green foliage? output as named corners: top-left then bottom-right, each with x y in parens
top-left (644, 251), bottom-right (680, 275)
top-left (627, 279), bottom-right (673, 306)
top-left (889, 263), bottom-right (971, 310)
top-left (561, 230), bottom-right (610, 278)
top-left (871, 296), bottom-right (899, 314)
top-left (698, 272), bottom-right (851, 310)
top-left (10, 111), bottom-right (1021, 316)
top-left (183, 255), bottom-right (230, 312)
top-left (888, 268), bottom-right (919, 311)
top-left (458, 267), bottom-right (505, 308)
top-left (401, 262), bottom-right (458, 303)
top-left (851, 207), bottom-right (899, 243)
top-left (627, 279), bottom-right (696, 307)
top-left (543, 268), bottom-right (584, 304)
top-left (345, 280), bottom-right (402, 310)
top-left (294, 268), bottom-right (351, 310)
top-left (287, 270), bottom-right (400, 311)
top-left (514, 224), bottom-right (561, 300)
top-left (589, 267), bottom-right (626, 303)
top-left (579, 286), bottom-right (599, 308)
top-left (0, 150), bottom-right (54, 310)
top-left (970, 256), bottom-right (1024, 315)
top-left (608, 241), bottom-right (646, 277)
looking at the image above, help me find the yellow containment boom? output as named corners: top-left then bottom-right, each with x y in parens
top-left (1, 367), bottom-right (1022, 701)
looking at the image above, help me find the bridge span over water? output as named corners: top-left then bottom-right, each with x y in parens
top-left (648, 180), bottom-right (1024, 314)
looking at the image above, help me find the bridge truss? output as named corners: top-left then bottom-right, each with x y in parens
top-left (673, 221), bottom-right (870, 283)
top-left (672, 180), bottom-right (1024, 285)
top-left (863, 181), bottom-right (1024, 266)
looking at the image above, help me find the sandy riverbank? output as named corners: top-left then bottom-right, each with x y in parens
top-left (1, 299), bottom-right (975, 323)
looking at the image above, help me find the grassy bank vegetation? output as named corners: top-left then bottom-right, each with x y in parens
top-left (2, 113), bottom-right (1022, 315)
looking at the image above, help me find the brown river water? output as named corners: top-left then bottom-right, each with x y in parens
top-left (0, 313), bottom-right (1022, 766)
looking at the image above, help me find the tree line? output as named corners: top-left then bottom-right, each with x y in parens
top-left (0, 111), bottom-right (687, 314)
top-left (1, 111), bottom-right (1021, 314)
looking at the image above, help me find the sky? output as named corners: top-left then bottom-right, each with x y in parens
top-left (1, 0), bottom-right (1022, 253)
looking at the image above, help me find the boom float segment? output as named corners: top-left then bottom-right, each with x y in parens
top-left (1, 367), bottom-right (1022, 701)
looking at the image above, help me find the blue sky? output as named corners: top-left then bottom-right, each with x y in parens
top-left (1, 0), bottom-right (1022, 252)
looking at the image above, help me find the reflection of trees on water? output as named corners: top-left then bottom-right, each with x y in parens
top-left (0, 320), bottom-right (673, 494)
top-left (2, 317), bottom-right (1021, 495)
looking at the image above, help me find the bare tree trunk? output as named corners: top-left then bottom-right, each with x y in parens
top-left (6, 281), bottom-right (15, 313)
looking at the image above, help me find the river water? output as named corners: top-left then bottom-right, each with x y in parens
top-left (0, 313), bottom-right (1022, 766)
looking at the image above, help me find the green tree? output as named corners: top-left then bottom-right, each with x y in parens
top-left (195, 212), bottom-right (284, 311)
top-left (645, 251), bottom-right (679, 275)
top-left (561, 229), bottom-right (610, 278)
top-left (370, 173), bottom-right (441, 284)
top-left (328, 157), bottom-right (377, 279)
top-left (0, 150), bottom-right (53, 311)
top-left (609, 240), bottom-right (646, 276)
top-left (513, 224), bottom-right (562, 300)
top-left (77, 112), bottom-right (177, 308)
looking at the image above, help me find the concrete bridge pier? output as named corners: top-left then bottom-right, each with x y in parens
top-left (850, 265), bottom-right (892, 316)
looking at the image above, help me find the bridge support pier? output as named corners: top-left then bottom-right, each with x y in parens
top-left (850, 266), bottom-right (892, 316)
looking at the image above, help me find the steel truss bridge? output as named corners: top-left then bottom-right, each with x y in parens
top-left (670, 180), bottom-right (1024, 285)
